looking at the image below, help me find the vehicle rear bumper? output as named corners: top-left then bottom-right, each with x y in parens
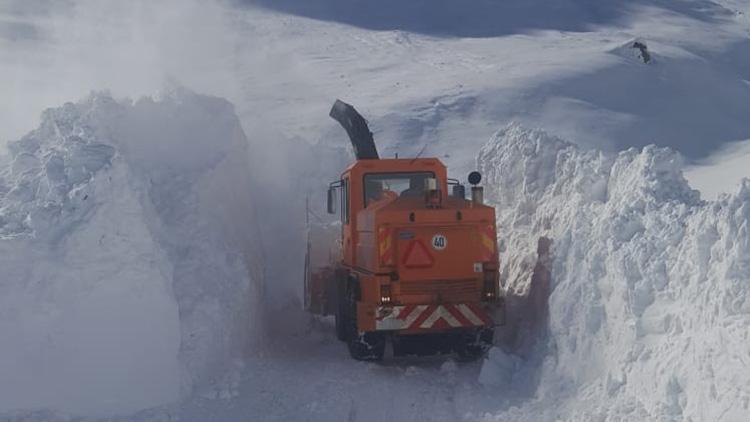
top-left (371, 302), bottom-right (502, 332)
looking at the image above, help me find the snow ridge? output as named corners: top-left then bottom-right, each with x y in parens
top-left (0, 90), bottom-right (264, 416)
top-left (479, 124), bottom-right (750, 421)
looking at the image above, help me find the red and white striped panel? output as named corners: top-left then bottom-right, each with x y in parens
top-left (375, 303), bottom-right (493, 331)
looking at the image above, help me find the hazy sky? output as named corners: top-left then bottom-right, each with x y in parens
top-left (1, 0), bottom-right (245, 147)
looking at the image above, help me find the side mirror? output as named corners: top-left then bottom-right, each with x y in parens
top-left (327, 187), bottom-right (337, 214)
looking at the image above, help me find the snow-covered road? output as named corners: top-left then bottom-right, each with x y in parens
top-left (178, 316), bottom-right (490, 422)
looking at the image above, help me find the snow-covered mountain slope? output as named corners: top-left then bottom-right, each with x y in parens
top-left (0, 90), bottom-right (264, 416)
top-left (3, 0), bottom-right (750, 172)
top-left (478, 124), bottom-right (750, 421)
top-left (686, 139), bottom-right (750, 199)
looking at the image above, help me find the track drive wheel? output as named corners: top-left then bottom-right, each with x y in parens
top-left (345, 280), bottom-right (385, 361)
top-left (456, 327), bottom-right (494, 362)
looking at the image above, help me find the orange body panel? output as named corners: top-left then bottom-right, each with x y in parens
top-left (335, 158), bottom-right (501, 334)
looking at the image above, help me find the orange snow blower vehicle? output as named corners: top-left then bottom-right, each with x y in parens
top-left (304, 100), bottom-right (504, 361)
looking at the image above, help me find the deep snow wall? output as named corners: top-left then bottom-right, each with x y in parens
top-left (0, 90), bottom-right (264, 416)
top-left (478, 124), bottom-right (750, 421)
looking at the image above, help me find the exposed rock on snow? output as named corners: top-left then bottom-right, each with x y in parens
top-left (632, 40), bottom-right (651, 64)
top-left (478, 123), bottom-right (750, 421)
top-left (0, 90), bottom-right (264, 416)
top-left (610, 38), bottom-right (655, 65)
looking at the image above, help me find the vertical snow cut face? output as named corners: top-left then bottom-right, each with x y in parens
top-left (478, 123), bottom-right (750, 421)
top-left (0, 89), bottom-right (264, 417)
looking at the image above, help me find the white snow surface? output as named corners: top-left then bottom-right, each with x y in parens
top-left (686, 139), bottom-right (750, 200)
top-left (477, 124), bottom-right (750, 421)
top-left (0, 90), bottom-right (264, 416)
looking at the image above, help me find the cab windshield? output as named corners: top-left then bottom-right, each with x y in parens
top-left (363, 172), bottom-right (435, 207)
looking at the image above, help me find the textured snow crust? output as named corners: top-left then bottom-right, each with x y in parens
top-left (0, 90), bottom-right (264, 416)
top-left (478, 124), bottom-right (750, 421)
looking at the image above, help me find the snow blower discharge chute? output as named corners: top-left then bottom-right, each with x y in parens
top-left (304, 99), bottom-right (504, 361)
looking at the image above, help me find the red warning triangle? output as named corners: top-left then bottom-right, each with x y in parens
top-left (402, 240), bottom-right (434, 268)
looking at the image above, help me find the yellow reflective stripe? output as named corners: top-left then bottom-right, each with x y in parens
top-left (379, 228), bottom-right (392, 263)
top-left (379, 236), bottom-right (390, 254)
top-left (481, 233), bottom-right (495, 252)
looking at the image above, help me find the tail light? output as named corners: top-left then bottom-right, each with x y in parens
top-left (380, 284), bottom-right (392, 305)
top-left (483, 271), bottom-right (498, 301)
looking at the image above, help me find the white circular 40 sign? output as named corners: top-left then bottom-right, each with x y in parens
top-left (432, 234), bottom-right (447, 250)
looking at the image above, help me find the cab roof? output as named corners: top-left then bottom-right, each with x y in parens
top-left (344, 158), bottom-right (447, 175)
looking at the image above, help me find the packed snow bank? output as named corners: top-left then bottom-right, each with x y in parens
top-left (0, 90), bottom-right (264, 416)
top-left (478, 124), bottom-right (750, 421)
